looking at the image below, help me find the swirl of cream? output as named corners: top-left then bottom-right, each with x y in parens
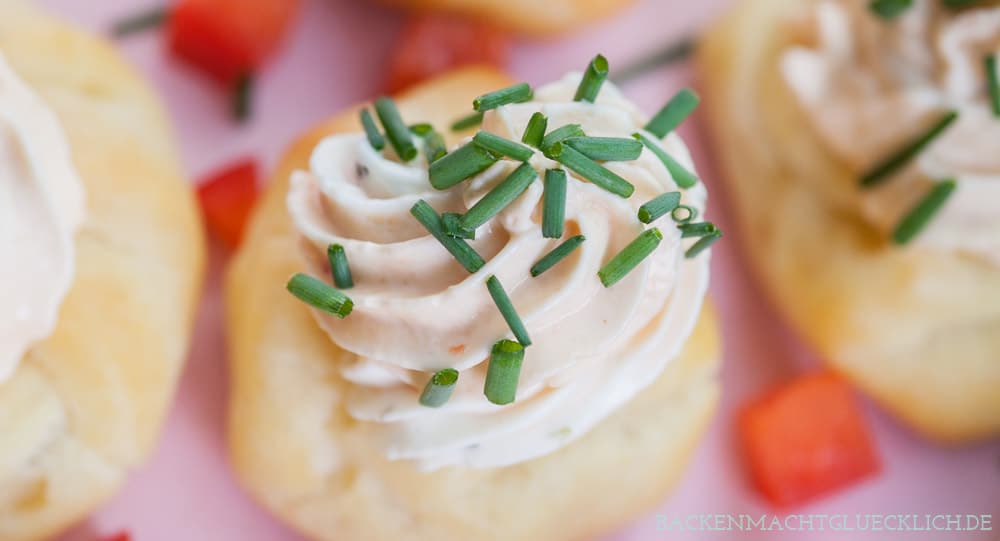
top-left (0, 53), bottom-right (85, 382)
top-left (287, 74), bottom-right (711, 470)
top-left (781, 0), bottom-right (1000, 263)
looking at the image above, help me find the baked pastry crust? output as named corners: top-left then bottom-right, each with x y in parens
top-left (375, 0), bottom-right (634, 36)
top-left (699, 0), bottom-right (1000, 442)
top-left (0, 2), bottom-right (204, 539)
top-left (226, 66), bottom-right (720, 541)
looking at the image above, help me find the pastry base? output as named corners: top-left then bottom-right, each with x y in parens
top-left (698, 0), bottom-right (1000, 442)
top-left (226, 66), bottom-right (721, 541)
top-left (0, 2), bottom-right (204, 539)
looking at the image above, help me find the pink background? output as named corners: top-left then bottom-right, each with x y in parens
top-left (33, 0), bottom-right (1000, 539)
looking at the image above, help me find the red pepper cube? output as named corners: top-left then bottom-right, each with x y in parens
top-left (197, 159), bottom-right (259, 249)
top-left (739, 372), bottom-right (881, 507)
top-left (168, 0), bottom-right (300, 84)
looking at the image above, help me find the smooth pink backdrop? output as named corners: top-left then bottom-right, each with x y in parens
top-left (33, 0), bottom-right (1000, 539)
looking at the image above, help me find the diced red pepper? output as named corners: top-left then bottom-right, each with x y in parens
top-left (197, 159), bottom-right (259, 249)
top-left (168, 0), bottom-right (301, 84)
top-left (739, 372), bottom-right (881, 507)
top-left (385, 14), bottom-right (511, 94)
top-left (102, 532), bottom-right (131, 541)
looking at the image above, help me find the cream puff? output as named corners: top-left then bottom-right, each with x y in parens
top-left (0, 2), bottom-right (203, 538)
top-left (226, 64), bottom-right (721, 540)
top-left (700, 0), bottom-right (1000, 441)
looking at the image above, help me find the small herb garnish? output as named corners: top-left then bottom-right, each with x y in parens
top-left (360, 109), bottom-right (385, 150)
top-left (574, 54), bottom-right (610, 103)
top-left (987, 54), bottom-right (1000, 118)
top-left (375, 97), bottom-right (418, 162)
top-left (473, 131), bottom-right (536, 162)
top-left (678, 222), bottom-right (720, 238)
top-left (598, 228), bottom-right (663, 287)
top-left (545, 142), bottom-right (635, 198)
top-left (410, 200), bottom-right (485, 273)
top-left (860, 110), bottom-right (959, 188)
top-left (419, 369), bottom-right (459, 408)
top-left (672, 205), bottom-right (698, 224)
top-left (638, 192), bottom-right (682, 224)
top-left (542, 169), bottom-right (568, 239)
top-left (286, 273), bottom-right (353, 318)
top-left (328, 244), bottom-right (354, 289)
top-left (541, 124), bottom-right (587, 152)
top-left (522, 112), bottom-right (548, 148)
top-left (460, 163), bottom-right (538, 230)
top-left (442, 212), bottom-right (475, 239)
top-left (486, 276), bottom-right (532, 346)
top-left (645, 88), bottom-right (700, 138)
top-left (869, 0), bottom-right (913, 19)
top-left (429, 142), bottom-right (499, 190)
top-left (484, 339), bottom-right (525, 405)
top-left (451, 112), bottom-right (484, 132)
top-left (531, 235), bottom-right (586, 277)
top-left (474, 83), bottom-right (533, 112)
top-left (111, 6), bottom-right (169, 38)
top-left (685, 231), bottom-right (722, 259)
top-left (565, 137), bottom-right (643, 162)
top-left (892, 179), bottom-right (957, 245)
top-left (633, 132), bottom-right (699, 189)
top-left (423, 129), bottom-right (448, 163)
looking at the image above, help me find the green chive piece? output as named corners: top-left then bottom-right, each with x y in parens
top-left (474, 83), bottom-right (533, 112)
top-left (612, 36), bottom-right (696, 84)
top-left (860, 110), bottom-right (959, 188)
top-left (360, 109), bottom-right (385, 151)
top-left (442, 212), bottom-right (475, 239)
top-left (409, 123), bottom-right (433, 135)
top-left (542, 169), bottom-right (567, 238)
top-left (685, 231), bottom-right (722, 259)
top-left (419, 369), bottom-right (459, 408)
top-left (410, 200), bottom-right (485, 273)
top-left (486, 275), bottom-right (531, 346)
top-left (892, 179), bottom-right (956, 245)
top-left (286, 273), bottom-right (353, 318)
top-left (473, 131), bottom-right (535, 162)
top-left (869, 0), bottom-right (912, 18)
top-left (987, 55), bottom-right (1000, 117)
top-left (531, 235), bottom-right (586, 277)
top-left (451, 111), bottom-right (484, 132)
top-left (546, 142), bottom-right (635, 198)
top-left (429, 142), bottom-right (499, 190)
top-left (374, 97), bottom-right (418, 162)
top-left (232, 73), bottom-right (253, 123)
top-left (521, 112), bottom-right (548, 148)
top-left (672, 205), bottom-right (698, 224)
top-left (942, 0), bottom-right (986, 7)
top-left (633, 132), bottom-right (699, 189)
top-left (565, 137), bottom-right (643, 161)
top-left (423, 129), bottom-right (448, 163)
top-left (484, 340), bottom-right (525, 405)
top-left (637, 192), bottom-right (682, 223)
top-left (327, 244), bottom-right (354, 289)
top-left (111, 6), bottom-right (169, 38)
top-left (574, 54), bottom-right (610, 103)
top-left (460, 163), bottom-right (538, 230)
top-left (645, 88), bottom-right (700, 138)
top-left (598, 228), bottom-right (663, 287)
top-left (541, 124), bottom-right (587, 152)
top-left (678, 221), bottom-right (719, 238)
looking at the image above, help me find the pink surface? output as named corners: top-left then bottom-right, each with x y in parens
top-left (34, 0), bottom-right (999, 540)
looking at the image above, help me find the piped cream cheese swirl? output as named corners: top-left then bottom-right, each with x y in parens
top-left (782, 0), bottom-right (1000, 263)
top-left (287, 74), bottom-right (711, 470)
top-left (0, 53), bottom-right (85, 382)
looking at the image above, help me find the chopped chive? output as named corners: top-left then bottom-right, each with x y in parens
top-left (429, 142), bottom-right (499, 190)
top-left (565, 137), bottom-right (643, 161)
top-left (542, 169), bottom-right (567, 238)
top-left (546, 142), bottom-right (635, 198)
top-left (473, 131), bottom-right (535, 162)
top-left (521, 112), bottom-right (548, 148)
top-left (451, 111), bottom-right (484, 132)
top-left (374, 97), bottom-right (418, 162)
top-left (484, 340), bottom-right (525, 405)
top-left (111, 6), bottom-right (169, 38)
top-left (869, 0), bottom-right (912, 18)
top-left (860, 110), bottom-right (958, 187)
top-left (987, 55), bottom-right (999, 117)
top-left (598, 228), bottom-right (663, 287)
top-left (410, 200), bottom-right (485, 273)
top-left (672, 205), bottom-right (698, 223)
top-left (442, 212), bottom-right (475, 239)
top-left (541, 124), bottom-right (587, 152)
top-left (574, 54), bottom-right (609, 102)
top-left (286, 273), bottom-right (353, 318)
top-left (360, 109), bottom-right (385, 151)
top-left (685, 231), bottom-right (722, 258)
top-left (474, 83), bottom-right (533, 112)
top-left (645, 88), bottom-right (700, 138)
top-left (327, 244), bottom-right (354, 289)
top-left (423, 129), bottom-right (448, 163)
top-left (612, 36), bottom-right (696, 84)
top-left (531, 235), bottom-right (586, 277)
top-left (409, 123), bottom-right (433, 135)
top-left (678, 221), bottom-right (719, 238)
top-left (232, 73), bottom-right (253, 123)
top-left (460, 162), bottom-right (538, 230)
top-left (892, 179), bottom-right (956, 245)
top-left (419, 369), bottom-right (459, 408)
top-left (486, 276), bottom-right (531, 346)
top-left (633, 132), bottom-right (699, 188)
top-left (637, 192), bottom-right (681, 223)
